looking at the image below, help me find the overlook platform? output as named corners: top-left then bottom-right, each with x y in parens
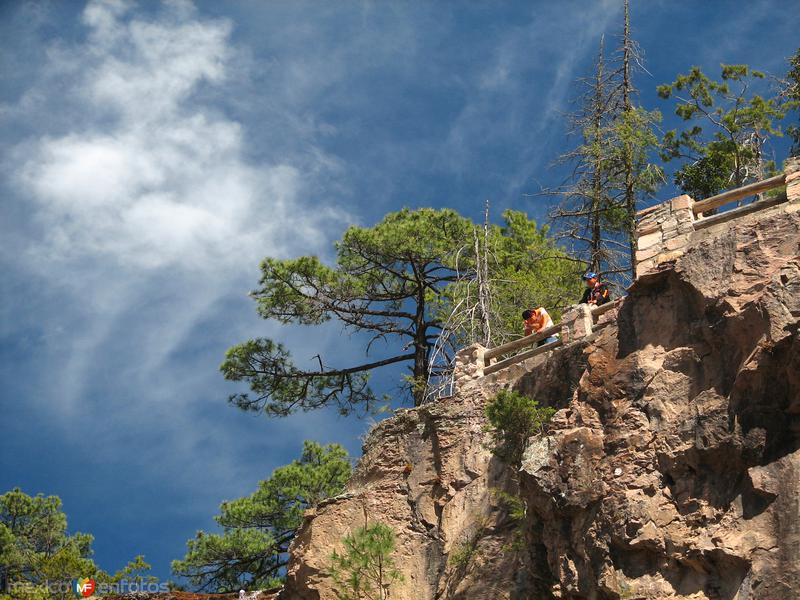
top-left (454, 157), bottom-right (800, 386)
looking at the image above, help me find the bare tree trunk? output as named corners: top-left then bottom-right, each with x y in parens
top-left (590, 36), bottom-right (606, 272)
top-left (412, 279), bottom-right (429, 406)
top-left (621, 0), bottom-right (637, 278)
top-left (477, 200), bottom-right (492, 346)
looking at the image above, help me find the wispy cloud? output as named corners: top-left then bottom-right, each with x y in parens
top-left (0, 0), bottom-right (621, 532)
top-left (1, 0), bottom-right (355, 517)
top-left (437, 1), bottom-right (620, 212)
top-left (15, 0), bottom-right (342, 274)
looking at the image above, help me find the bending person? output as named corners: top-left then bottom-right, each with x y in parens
top-left (522, 306), bottom-right (558, 346)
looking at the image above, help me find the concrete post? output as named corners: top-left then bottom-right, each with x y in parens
top-left (453, 343), bottom-right (486, 389)
top-left (634, 194), bottom-right (696, 278)
top-left (559, 304), bottom-right (593, 344)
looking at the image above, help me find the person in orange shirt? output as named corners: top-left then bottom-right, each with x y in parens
top-left (522, 306), bottom-right (557, 346)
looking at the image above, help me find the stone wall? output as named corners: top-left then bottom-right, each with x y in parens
top-left (454, 160), bottom-right (800, 385)
top-left (635, 157), bottom-right (800, 279)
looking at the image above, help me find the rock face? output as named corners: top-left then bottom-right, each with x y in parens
top-left (280, 201), bottom-right (800, 599)
top-left (281, 338), bottom-right (591, 600)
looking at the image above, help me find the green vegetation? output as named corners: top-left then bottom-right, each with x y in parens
top-left (485, 390), bottom-right (555, 466)
top-left (548, 37), bottom-right (624, 279)
top-left (780, 48), bottom-right (800, 156)
top-left (224, 207), bottom-right (578, 415)
top-left (97, 555), bottom-right (158, 589)
top-left (612, 0), bottom-right (664, 277)
top-left (447, 533), bottom-right (480, 570)
top-left (446, 515), bottom-right (490, 571)
top-left (490, 489), bottom-right (528, 553)
top-left (548, 2), bottom-right (663, 286)
top-left (658, 64), bottom-right (786, 199)
top-left (437, 209), bottom-right (580, 348)
top-left (327, 522), bottom-right (403, 600)
top-left (172, 441), bottom-right (351, 592)
top-left (0, 488), bottom-right (95, 599)
top-left (0, 488), bottom-right (156, 600)
top-left (490, 489), bottom-right (526, 523)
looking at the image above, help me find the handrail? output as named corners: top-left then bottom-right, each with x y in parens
top-left (484, 322), bottom-right (561, 361)
top-left (484, 338), bottom-right (563, 376)
top-left (476, 297), bottom-right (624, 378)
top-left (591, 299), bottom-right (619, 321)
top-left (483, 300), bottom-right (619, 364)
top-left (692, 173), bottom-right (786, 216)
top-left (694, 191), bottom-right (788, 231)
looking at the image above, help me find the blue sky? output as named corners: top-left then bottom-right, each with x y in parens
top-left (1, 0), bottom-right (797, 584)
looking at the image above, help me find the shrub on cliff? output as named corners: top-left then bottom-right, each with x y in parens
top-left (485, 390), bottom-right (555, 466)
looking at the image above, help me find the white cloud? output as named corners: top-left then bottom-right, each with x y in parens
top-left (17, 0), bottom-right (342, 275)
top-left (1, 0), bottom-right (357, 492)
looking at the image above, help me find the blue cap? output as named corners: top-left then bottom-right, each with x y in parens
top-left (582, 271), bottom-right (598, 280)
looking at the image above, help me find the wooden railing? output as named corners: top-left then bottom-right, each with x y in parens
top-left (484, 322), bottom-right (561, 362)
top-left (590, 299), bottom-right (618, 320)
top-left (483, 325), bottom-right (563, 376)
top-left (480, 300), bottom-right (621, 377)
top-left (463, 161), bottom-right (800, 383)
top-left (692, 173), bottom-right (786, 216)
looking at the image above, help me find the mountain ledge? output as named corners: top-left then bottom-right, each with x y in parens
top-left (280, 193), bottom-right (800, 599)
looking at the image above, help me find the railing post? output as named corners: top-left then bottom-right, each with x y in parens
top-left (454, 343), bottom-right (486, 389)
top-left (560, 304), bottom-right (593, 344)
top-left (787, 157), bottom-right (800, 204)
top-left (634, 194), bottom-right (696, 278)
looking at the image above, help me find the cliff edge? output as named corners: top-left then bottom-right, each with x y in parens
top-left (279, 185), bottom-right (800, 599)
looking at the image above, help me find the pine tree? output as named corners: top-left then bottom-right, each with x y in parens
top-left (328, 523), bottom-right (403, 600)
top-left (484, 390), bottom-right (555, 467)
top-left (0, 489), bottom-right (155, 600)
top-left (778, 47), bottom-right (800, 156)
top-left (548, 36), bottom-right (628, 279)
top-left (659, 64), bottom-right (786, 201)
top-left (172, 442), bottom-right (351, 592)
top-left (547, 1), bottom-right (661, 286)
top-left (222, 208), bottom-right (473, 414)
top-left (618, 0), bottom-right (636, 272)
top-left (607, 0), bottom-right (663, 279)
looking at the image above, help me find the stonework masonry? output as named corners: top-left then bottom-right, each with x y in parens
top-left (635, 157), bottom-right (800, 279)
top-left (452, 160), bottom-right (800, 386)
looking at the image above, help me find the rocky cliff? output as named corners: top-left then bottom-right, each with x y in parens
top-left (279, 195), bottom-right (800, 599)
